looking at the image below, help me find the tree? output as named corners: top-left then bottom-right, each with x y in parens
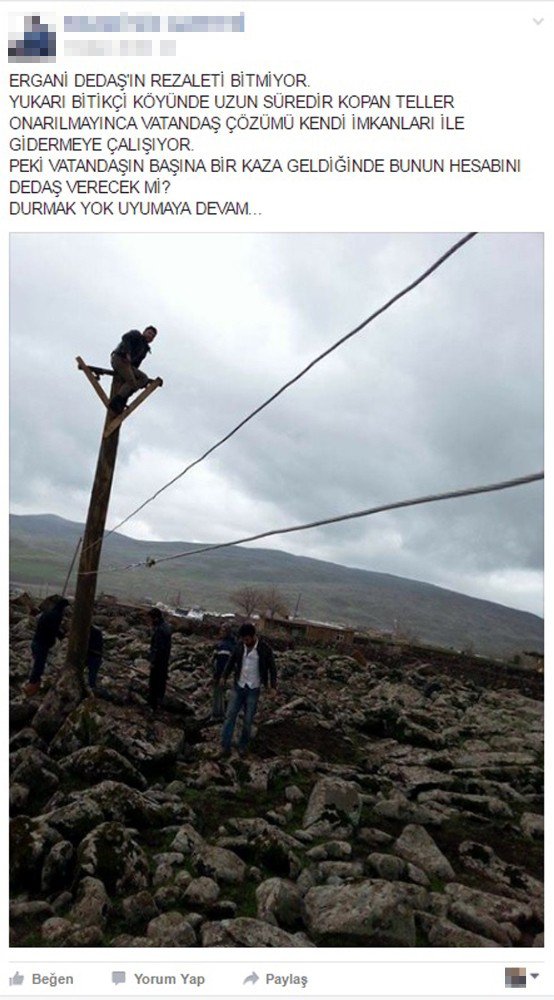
top-left (260, 586), bottom-right (290, 620)
top-left (230, 585), bottom-right (262, 617)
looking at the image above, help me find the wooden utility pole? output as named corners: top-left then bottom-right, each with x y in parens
top-left (59, 358), bottom-right (162, 697)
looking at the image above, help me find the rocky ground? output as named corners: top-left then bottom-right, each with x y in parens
top-left (10, 595), bottom-right (544, 948)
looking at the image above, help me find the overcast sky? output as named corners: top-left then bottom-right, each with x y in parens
top-left (10, 232), bottom-right (544, 616)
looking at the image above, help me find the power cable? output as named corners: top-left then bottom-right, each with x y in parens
top-left (90, 471), bottom-right (543, 575)
top-left (99, 232), bottom-right (478, 544)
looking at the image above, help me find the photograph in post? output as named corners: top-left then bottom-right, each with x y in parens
top-left (9, 232), bottom-right (543, 948)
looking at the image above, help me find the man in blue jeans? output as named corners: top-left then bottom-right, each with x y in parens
top-left (218, 622), bottom-right (277, 758)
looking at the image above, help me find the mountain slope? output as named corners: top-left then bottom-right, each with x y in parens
top-left (9, 512), bottom-right (543, 659)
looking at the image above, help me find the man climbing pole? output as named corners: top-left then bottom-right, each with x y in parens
top-left (109, 325), bottom-right (158, 414)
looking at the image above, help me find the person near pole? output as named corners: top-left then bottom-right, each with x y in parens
top-left (109, 325), bottom-right (157, 415)
top-left (211, 623), bottom-right (236, 720)
top-left (86, 623), bottom-right (104, 691)
top-left (218, 622), bottom-right (277, 758)
top-left (147, 607), bottom-right (172, 711)
top-left (23, 597), bottom-right (70, 696)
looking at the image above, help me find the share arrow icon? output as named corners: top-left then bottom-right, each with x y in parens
top-left (243, 972), bottom-right (260, 986)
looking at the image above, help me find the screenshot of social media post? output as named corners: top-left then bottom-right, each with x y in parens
top-left (2, 2), bottom-right (549, 999)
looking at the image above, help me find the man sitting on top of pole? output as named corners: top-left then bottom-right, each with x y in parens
top-left (109, 325), bottom-right (158, 414)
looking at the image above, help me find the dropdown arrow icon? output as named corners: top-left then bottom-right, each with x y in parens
top-left (533, 17), bottom-right (544, 24)
top-left (530, 973), bottom-right (540, 979)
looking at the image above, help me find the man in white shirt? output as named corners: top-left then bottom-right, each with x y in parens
top-left (218, 622), bottom-right (277, 758)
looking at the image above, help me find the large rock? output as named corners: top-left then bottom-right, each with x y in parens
top-left (10, 699), bottom-right (38, 733)
top-left (380, 764), bottom-right (455, 798)
top-left (200, 918), bottom-right (313, 947)
top-left (31, 672), bottom-right (84, 742)
top-left (110, 934), bottom-right (155, 948)
top-left (184, 877), bottom-right (220, 908)
top-left (374, 793), bottom-right (451, 826)
top-left (69, 877), bottom-right (111, 927)
top-left (317, 860), bottom-right (364, 880)
top-left (10, 747), bottom-right (60, 805)
top-left (10, 816), bottom-right (62, 891)
top-left (170, 824), bottom-right (204, 855)
top-left (425, 916), bottom-right (497, 947)
top-left (41, 840), bottom-right (75, 894)
top-left (41, 917), bottom-right (74, 945)
top-left (303, 881), bottom-right (425, 946)
top-left (10, 783), bottom-right (29, 815)
top-left (84, 781), bottom-right (173, 828)
top-left (152, 852), bottom-right (185, 887)
top-left (419, 790), bottom-right (513, 821)
top-left (520, 812), bottom-right (544, 840)
top-left (49, 702), bottom-right (184, 776)
top-left (395, 715), bottom-right (446, 750)
top-left (393, 825), bottom-right (455, 881)
top-left (219, 819), bottom-right (303, 879)
top-left (447, 900), bottom-right (516, 946)
top-left (10, 901), bottom-right (53, 923)
top-left (48, 702), bottom-right (110, 758)
top-left (60, 746), bottom-right (147, 790)
top-left (146, 912), bottom-right (196, 946)
top-left (41, 909), bottom-right (105, 946)
top-left (365, 853), bottom-right (412, 882)
top-left (458, 841), bottom-right (543, 908)
top-left (78, 822), bottom-right (149, 895)
top-left (256, 878), bottom-right (303, 930)
top-left (45, 799), bottom-right (105, 843)
top-left (303, 778), bottom-right (362, 831)
top-left (153, 885), bottom-right (184, 912)
top-left (121, 891), bottom-right (159, 928)
top-left (445, 883), bottom-right (533, 927)
top-left (194, 845), bottom-right (246, 885)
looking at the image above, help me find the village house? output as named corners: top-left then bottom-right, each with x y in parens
top-left (264, 614), bottom-right (356, 646)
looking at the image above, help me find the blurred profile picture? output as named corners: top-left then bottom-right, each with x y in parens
top-left (8, 13), bottom-right (56, 63)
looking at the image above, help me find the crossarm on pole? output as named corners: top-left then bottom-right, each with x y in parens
top-left (76, 356), bottom-right (111, 407)
top-left (103, 377), bottom-right (164, 438)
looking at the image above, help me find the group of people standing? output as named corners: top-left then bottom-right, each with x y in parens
top-left (23, 602), bottom-right (172, 711)
top-left (23, 602), bottom-right (277, 758)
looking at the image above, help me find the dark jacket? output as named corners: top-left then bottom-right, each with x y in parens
top-left (150, 621), bottom-right (172, 667)
top-left (212, 635), bottom-right (236, 682)
top-left (33, 600), bottom-right (68, 649)
top-left (223, 637), bottom-right (277, 689)
top-left (87, 625), bottom-right (103, 662)
top-left (112, 330), bottom-right (151, 368)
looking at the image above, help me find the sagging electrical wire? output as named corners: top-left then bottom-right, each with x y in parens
top-left (84, 471), bottom-right (543, 576)
top-left (96, 231), bottom-right (478, 547)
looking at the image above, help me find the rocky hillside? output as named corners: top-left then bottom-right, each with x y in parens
top-left (10, 595), bottom-right (544, 948)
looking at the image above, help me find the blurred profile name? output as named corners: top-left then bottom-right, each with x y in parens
top-left (64, 13), bottom-right (244, 32)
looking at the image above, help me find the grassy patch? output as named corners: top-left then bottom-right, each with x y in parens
top-left (223, 879), bottom-right (258, 918)
top-left (427, 874), bottom-right (446, 893)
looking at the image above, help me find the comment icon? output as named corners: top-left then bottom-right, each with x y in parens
top-left (112, 972), bottom-right (126, 986)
